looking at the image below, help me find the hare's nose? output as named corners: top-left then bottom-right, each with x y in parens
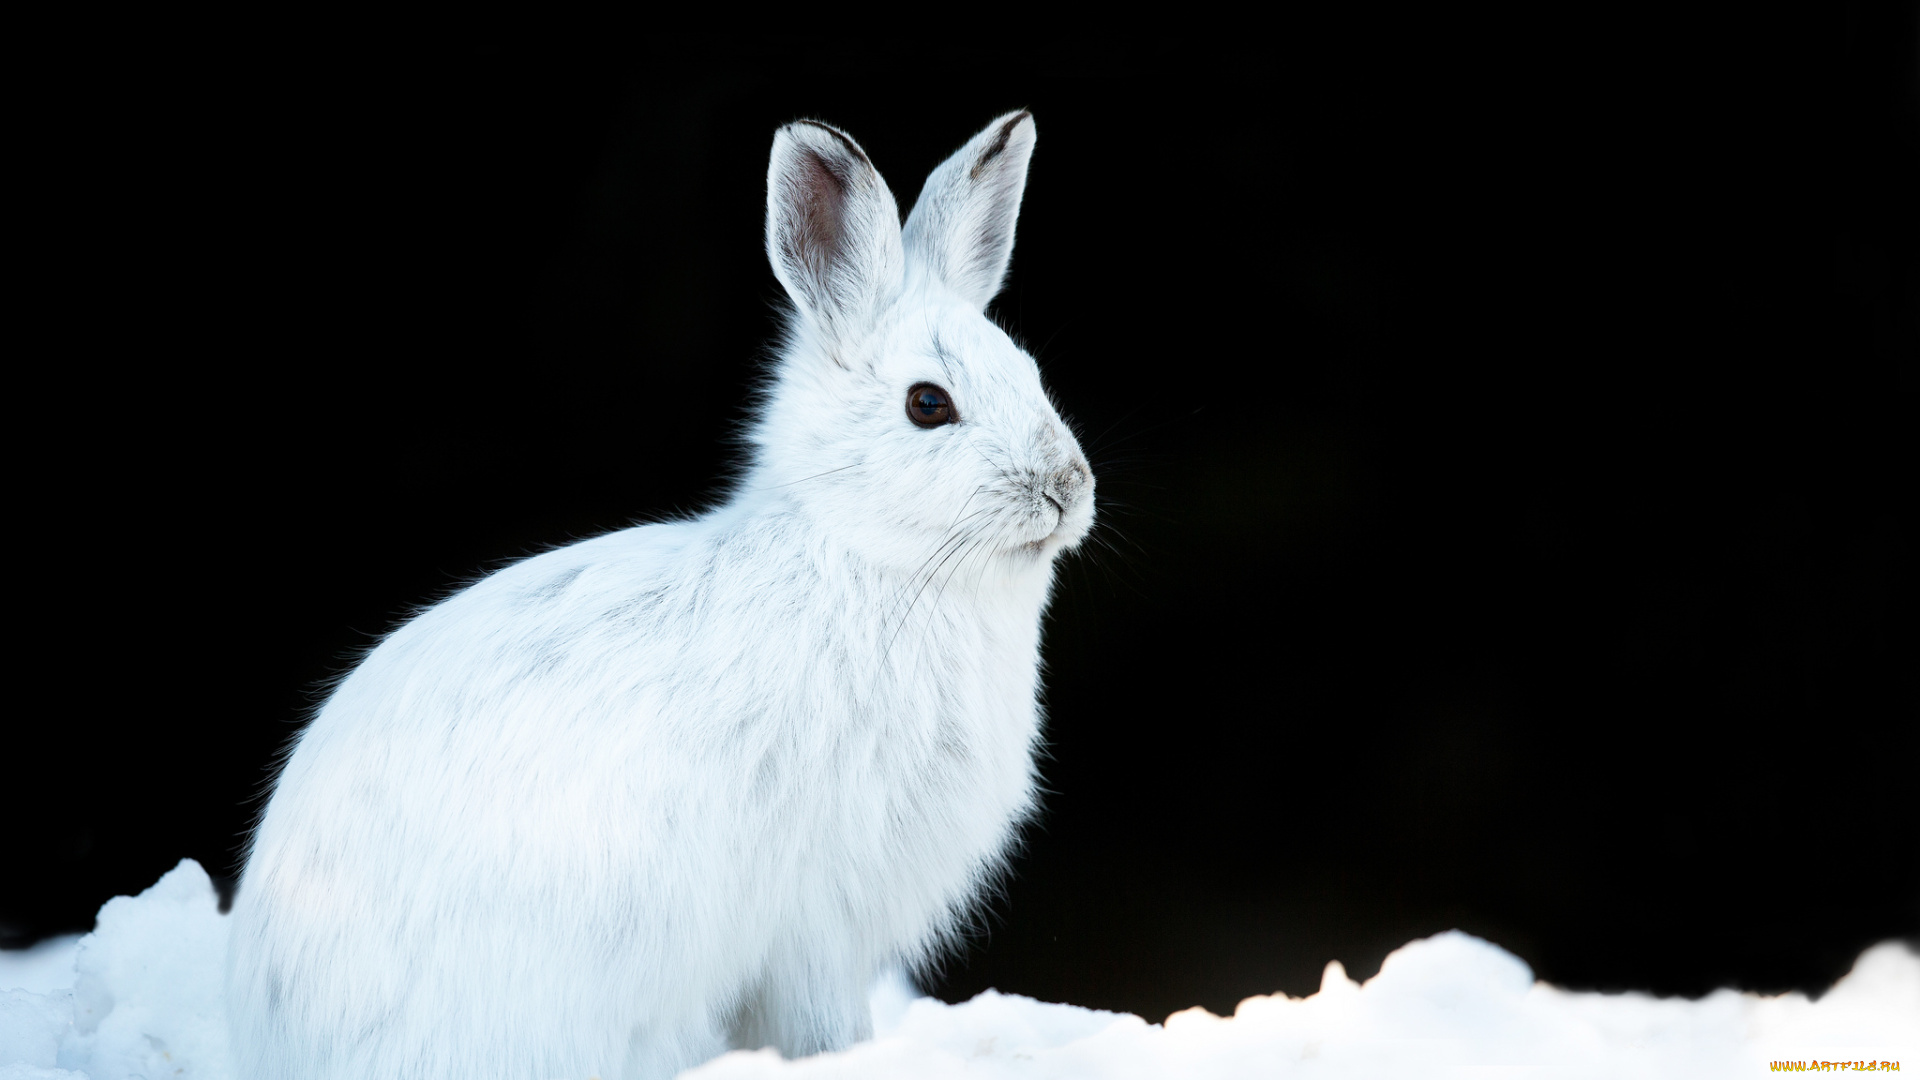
top-left (1046, 460), bottom-right (1091, 511)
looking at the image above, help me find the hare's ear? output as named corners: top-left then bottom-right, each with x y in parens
top-left (766, 120), bottom-right (904, 346)
top-left (902, 111), bottom-right (1036, 310)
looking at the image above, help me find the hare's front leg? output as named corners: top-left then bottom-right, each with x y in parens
top-left (727, 946), bottom-right (875, 1060)
top-left (618, 1008), bottom-right (729, 1080)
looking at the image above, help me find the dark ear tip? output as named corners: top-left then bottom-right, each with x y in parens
top-left (781, 119), bottom-right (874, 170)
top-left (972, 112), bottom-right (1036, 179)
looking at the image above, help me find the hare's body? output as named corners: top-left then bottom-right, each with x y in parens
top-left (229, 112), bottom-right (1091, 1079)
top-left (230, 504), bottom-right (1049, 1077)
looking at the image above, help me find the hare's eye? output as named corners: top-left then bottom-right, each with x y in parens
top-left (906, 383), bottom-right (956, 428)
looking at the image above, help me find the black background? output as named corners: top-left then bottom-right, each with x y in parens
top-left (11, 20), bottom-right (1916, 1022)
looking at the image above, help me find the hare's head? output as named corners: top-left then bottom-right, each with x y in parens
top-left (747, 112), bottom-right (1093, 577)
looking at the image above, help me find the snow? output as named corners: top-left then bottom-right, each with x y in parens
top-left (0, 940), bottom-right (81, 999)
top-left (2, 859), bottom-right (1914, 1078)
top-left (2, 861), bottom-right (231, 1080)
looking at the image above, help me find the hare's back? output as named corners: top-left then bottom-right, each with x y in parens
top-left (229, 520), bottom-right (747, 1073)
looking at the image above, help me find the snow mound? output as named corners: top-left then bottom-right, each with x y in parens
top-left (3, 859), bottom-right (1915, 1079)
top-left (1, 860), bottom-right (231, 1080)
top-left (689, 932), bottom-right (1919, 1079)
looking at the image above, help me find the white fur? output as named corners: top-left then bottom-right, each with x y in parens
top-left (226, 110), bottom-right (1092, 1080)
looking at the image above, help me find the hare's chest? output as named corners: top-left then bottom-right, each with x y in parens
top-left (679, 547), bottom-right (1046, 892)
top-left (809, 618), bottom-right (1040, 854)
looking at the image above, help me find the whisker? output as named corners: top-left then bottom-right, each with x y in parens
top-left (959, 429), bottom-right (1017, 478)
top-left (941, 484), bottom-right (990, 536)
top-left (913, 532), bottom-right (996, 661)
top-left (1074, 522), bottom-right (1153, 603)
top-left (912, 517), bottom-right (1010, 664)
top-left (884, 517), bottom-right (997, 662)
top-left (752, 462), bottom-right (865, 490)
top-left (878, 507), bottom-right (995, 640)
top-left (1083, 404), bottom-right (1205, 458)
top-left (1081, 404), bottom-right (1147, 459)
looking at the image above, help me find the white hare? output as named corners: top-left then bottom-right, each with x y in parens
top-left (226, 110), bottom-right (1093, 1080)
